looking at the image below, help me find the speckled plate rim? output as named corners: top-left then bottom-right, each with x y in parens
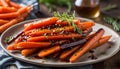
top-left (0, 17), bottom-right (120, 67)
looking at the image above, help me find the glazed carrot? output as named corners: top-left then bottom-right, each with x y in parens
top-left (0, 0), bottom-right (9, 7)
top-left (0, 12), bottom-right (28, 34)
top-left (0, 12), bottom-right (19, 19)
top-left (7, 44), bottom-right (20, 50)
top-left (16, 42), bottom-right (51, 49)
top-left (0, 7), bottom-right (17, 13)
top-left (77, 21), bottom-right (95, 30)
top-left (24, 17), bottom-right (58, 32)
top-left (21, 49), bottom-right (38, 57)
top-left (60, 46), bottom-right (80, 60)
top-left (0, 19), bottom-right (9, 26)
top-left (17, 6), bottom-right (31, 14)
top-left (60, 35), bottom-right (111, 60)
top-left (9, 2), bottom-right (21, 9)
top-left (27, 33), bottom-right (82, 42)
top-left (38, 45), bottom-right (61, 57)
top-left (29, 26), bottom-right (74, 36)
top-left (69, 28), bottom-right (104, 62)
top-left (91, 35), bottom-right (112, 49)
top-left (0, 19), bottom-right (17, 34)
top-left (56, 19), bottom-right (80, 26)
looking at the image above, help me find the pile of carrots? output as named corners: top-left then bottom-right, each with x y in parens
top-left (0, 0), bottom-right (31, 34)
top-left (7, 16), bottom-right (111, 62)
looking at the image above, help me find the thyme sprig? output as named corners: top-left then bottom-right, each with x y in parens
top-left (103, 4), bottom-right (117, 11)
top-left (103, 16), bottom-right (120, 31)
top-left (54, 12), bottom-right (82, 34)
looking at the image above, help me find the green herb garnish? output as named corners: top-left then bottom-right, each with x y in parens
top-left (103, 4), bottom-right (117, 11)
top-left (54, 12), bottom-right (82, 34)
top-left (103, 16), bottom-right (120, 31)
top-left (5, 36), bottom-right (13, 43)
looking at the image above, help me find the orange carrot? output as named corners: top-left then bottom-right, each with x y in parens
top-left (9, 2), bottom-right (21, 9)
top-left (24, 17), bottom-right (58, 32)
top-left (69, 28), bottom-right (104, 62)
top-left (56, 19), bottom-right (80, 26)
top-left (77, 21), bottom-right (95, 30)
top-left (0, 12), bottom-right (28, 34)
top-left (21, 49), bottom-right (38, 57)
top-left (0, 7), bottom-right (17, 13)
top-left (0, 19), bottom-right (9, 26)
top-left (7, 44), bottom-right (20, 50)
top-left (38, 45), bottom-right (61, 57)
top-left (0, 0), bottom-right (9, 7)
top-left (60, 35), bottom-right (111, 60)
top-left (56, 19), bottom-right (94, 30)
top-left (29, 26), bottom-right (74, 36)
top-left (27, 33), bottom-right (82, 42)
top-left (91, 35), bottom-right (112, 49)
top-left (0, 12), bottom-right (19, 19)
top-left (16, 42), bottom-right (51, 49)
top-left (60, 46), bottom-right (80, 60)
top-left (17, 6), bottom-right (31, 14)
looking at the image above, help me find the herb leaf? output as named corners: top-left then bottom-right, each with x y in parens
top-left (5, 36), bottom-right (13, 43)
top-left (103, 4), bottom-right (117, 11)
top-left (103, 16), bottom-right (120, 31)
top-left (54, 12), bottom-right (82, 34)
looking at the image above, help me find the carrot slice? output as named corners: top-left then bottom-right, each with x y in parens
top-left (24, 17), bottom-right (58, 32)
top-left (38, 45), bottom-right (61, 57)
top-left (69, 28), bottom-right (104, 62)
top-left (27, 33), bottom-right (82, 42)
top-left (21, 49), bottom-right (38, 57)
top-left (17, 42), bottom-right (51, 49)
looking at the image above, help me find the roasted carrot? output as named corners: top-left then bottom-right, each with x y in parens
top-left (60, 35), bottom-right (111, 60)
top-left (56, 19), bottom-right (80, 26)
top-left (7, 44), bottom-right (20, 50)
top-left (0, 12), bottom-right (28, 34)
top-left (21, 49), bottom-right (38, 57)
top-left (29, 26), bottom-right (74, 36)
top-left (0, 19), bottom-right (9, 26)
top-left (77, 21), bottom-right (95, 30)
top-left (16, 42), bottom-right (51, 49)
top-left (9, 2), bottom-right (21, 9)
top-left (0, 0), bottom-right (9, 7)
top-left (24, 17), bottom-right (58, 32)
top-left (0, 19), bottom-right (17, 33)
top-left (38, 45), bottom-right (61, 57)
top-left (0, 7), bottom-right (17, 13)
top-left (17, 6), bottom-right (31, 14)
top-left (91, 35), bottom-right (112, 49)
top-left (0, 12), bottom-right (19, 19)
top-left (27, 33), bottom-right (82, 42)
top-left (60, 46), bottom-right (80, 60)
top-left (69, 28), bottom-right (104, 62)
top-left (56, 19), bottom-right (94, 30)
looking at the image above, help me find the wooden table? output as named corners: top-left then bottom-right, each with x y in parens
top-left (39, 0), bottom-right (120, 69)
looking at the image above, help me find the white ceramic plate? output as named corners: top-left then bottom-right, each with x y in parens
top-left (0, 18), bottom-right (120, 67)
